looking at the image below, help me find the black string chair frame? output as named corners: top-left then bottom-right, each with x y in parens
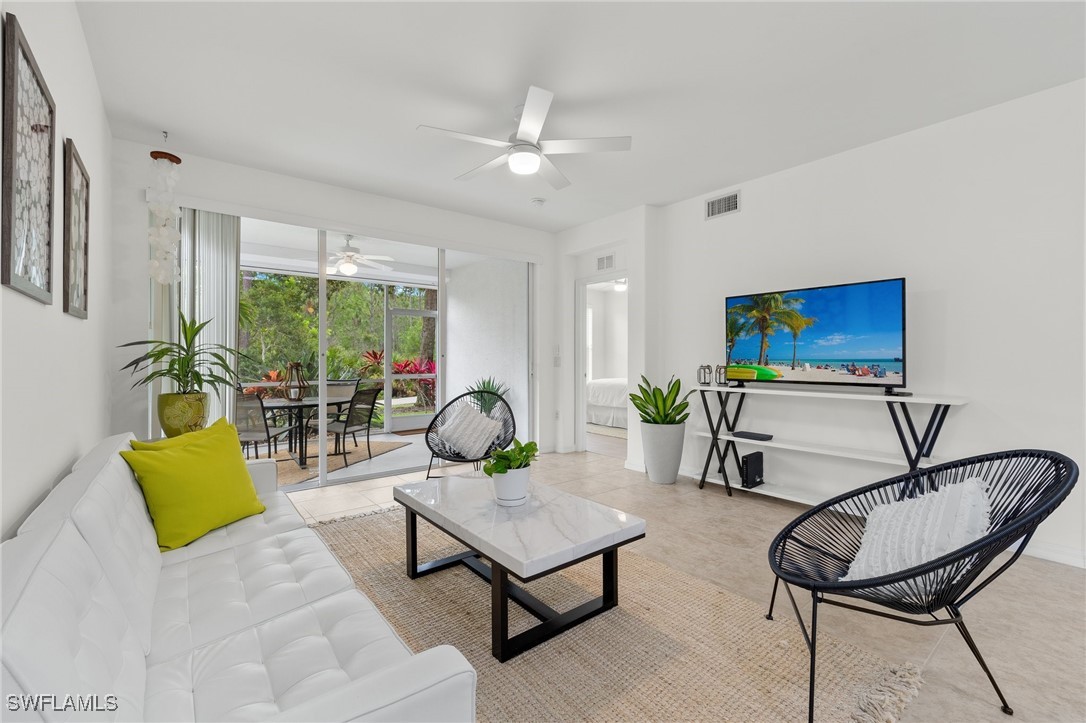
top-left (425, 390), bottom-right (516, 478)
top-left (766, 449), bottom-right (1079, 721)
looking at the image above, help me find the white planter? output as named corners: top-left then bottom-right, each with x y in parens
top-left (641, 422), bottom-right (686, 484)
top-left (492, 466), bottom-right (530, 507)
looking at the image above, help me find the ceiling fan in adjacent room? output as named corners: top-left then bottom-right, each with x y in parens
top-left (327, 235), bottom-right (393, 275)
top-left (418, 85), bottom-right (632, 190)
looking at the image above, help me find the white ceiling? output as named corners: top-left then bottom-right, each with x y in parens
top-left (78, 2), bottom-right (1084, 233)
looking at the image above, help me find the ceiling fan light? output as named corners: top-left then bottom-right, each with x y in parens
top-left (614, 279), bottom-right (628, 292)
top-left (337, 260), bottom-right (358, 276)
top-left (325, 265), bottom-right (339, 275)
top-left (508, 146), bottom-right (541, 175)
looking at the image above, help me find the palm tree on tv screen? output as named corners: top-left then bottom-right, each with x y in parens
top-left (725, 311), bottom-right (752, 365)
top-left (782, 313), bottom-right (818, 370)
top-left (730, 293), bottom-right (810, 365)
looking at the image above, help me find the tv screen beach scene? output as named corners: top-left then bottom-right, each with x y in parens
top-left (725, 278), bottom-right (905, 386)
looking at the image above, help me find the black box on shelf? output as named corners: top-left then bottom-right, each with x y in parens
top-left (741, 452), bottom-right (764, 489)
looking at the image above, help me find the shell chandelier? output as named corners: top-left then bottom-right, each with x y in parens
top-left (147, 132), bottom-right (182, 285)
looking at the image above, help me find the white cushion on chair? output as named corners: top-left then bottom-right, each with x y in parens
top-left (437, 404), bottom-right (502, 459)
top-left (841, 477), bottom-right (991, 581)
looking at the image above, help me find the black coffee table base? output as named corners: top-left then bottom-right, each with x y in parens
top-left (404, 507), bottom-right (643, 662)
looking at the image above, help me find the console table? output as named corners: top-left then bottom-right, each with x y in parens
top-left (695, 385), bottom-right (968, 505)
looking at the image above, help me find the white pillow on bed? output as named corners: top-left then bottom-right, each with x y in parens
top-left (437, 405), bottom-right (502, 460)
top-left (840, 477), bottom-right (991, 582)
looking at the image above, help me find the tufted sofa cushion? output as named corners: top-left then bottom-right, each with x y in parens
top-left (159, 491), bottom-right (306, 564)
top-left (18, 433), bottom-right (163, 654)
top-left (144, 590), bottom-right (416, 722)
top-left (149, 527), bottom-right (354, 663)
top-left (1, 521), bottom-right (148, 719)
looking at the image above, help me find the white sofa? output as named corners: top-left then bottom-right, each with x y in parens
top-left (1, 433), bottom-right (476, 722)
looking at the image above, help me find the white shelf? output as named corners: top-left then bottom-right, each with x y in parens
top-left (694, 385), bottom-right (968, 407)
top-left (694, 431), bottom-right (943, 468)
top-left (700, 476), bottom-right (825, 506)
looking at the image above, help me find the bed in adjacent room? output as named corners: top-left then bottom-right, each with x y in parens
top-left (586, 377), bottom-right (628, 429)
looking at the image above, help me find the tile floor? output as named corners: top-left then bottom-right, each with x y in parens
top-left (287, 450), bottom-right (1086, 722)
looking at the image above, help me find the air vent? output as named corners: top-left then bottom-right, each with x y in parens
top-left (596, 254), bottom-right (615, 271)
top-left (706, 191), bottom-right (740, 219)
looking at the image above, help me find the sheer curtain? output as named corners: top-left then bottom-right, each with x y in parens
top-left (180, 209), bottom-right (240, 423)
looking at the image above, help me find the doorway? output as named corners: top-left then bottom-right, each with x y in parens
top-left (576, 276), bottom-right (629, 459)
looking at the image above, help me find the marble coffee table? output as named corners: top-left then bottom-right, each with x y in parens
top-left (393, 475), bottom-right (646, 661)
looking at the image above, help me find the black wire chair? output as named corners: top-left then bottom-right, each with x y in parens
top-left (425, 390), bottom-right (515, 478)
top-left (766, 450), bottom-right (1079, 722)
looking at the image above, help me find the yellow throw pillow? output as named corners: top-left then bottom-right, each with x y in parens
top-left (120, 422), bottom-right (265, 550)
top-left (130, 417), bottom-right (229, 451)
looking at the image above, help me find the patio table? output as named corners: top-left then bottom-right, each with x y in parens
top-left (262, 390), bottom-right (354, 468)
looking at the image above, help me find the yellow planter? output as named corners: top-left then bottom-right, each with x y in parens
top-left (157, 392), bottom-right (209, 438)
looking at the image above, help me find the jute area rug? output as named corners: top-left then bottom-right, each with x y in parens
top-left (269, 439), bottom-right (409, 486)
top-left (314, 507), bottom-right (921, 722)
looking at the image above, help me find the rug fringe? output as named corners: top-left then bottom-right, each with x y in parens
top-left (852, 662), bottom-right (923, 723)
top-left (308, 504), bottom-right (401, 526)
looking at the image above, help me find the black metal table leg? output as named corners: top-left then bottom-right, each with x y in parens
top-left (492, 565), bottom-right (510, 661)
top-left (886, 401), bottom-right (951, 470)
top-left (699, 389), bottom-right (746, 493)
top-left (405, 509), bottom-right (418, 578)
top-left (699, 390), bottom-right (728, 491)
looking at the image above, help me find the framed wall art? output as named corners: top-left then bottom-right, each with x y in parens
top-left (2, 12), bottom-right (57, 304)
top-left (63, 138), bottom-right (89, 318)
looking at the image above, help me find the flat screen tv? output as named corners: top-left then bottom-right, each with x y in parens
top-left (725, 277), bottom-right (905, 389)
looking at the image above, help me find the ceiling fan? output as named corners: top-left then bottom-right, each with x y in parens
top-left (327, 235), bottom-right (393, 275)
top-left (418, 85), bottom-right (632, 190)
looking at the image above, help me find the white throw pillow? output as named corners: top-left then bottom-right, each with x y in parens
top-left (437, 404), bottom-right (503, 459)
top-left (840, 477), bottom-right (991, 582)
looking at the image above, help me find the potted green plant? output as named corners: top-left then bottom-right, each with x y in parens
top-left (468, 376), bottom-right (509, 414)
top-left (120, 309), bottom-right (244, 437)
top-left (630, 375), bottom-right (693, 484)
top-left (483, 438), bottom-right (538, 507)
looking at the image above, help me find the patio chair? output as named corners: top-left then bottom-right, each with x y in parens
top-left (307, 387), bottom-right (381, 467)
top-left (425, 390), bottom-right (515, 478)
top-left (766, 450), bottom-right (1079, 722)
top-left (235, 392), bottom-right (292, 459)
top-left (303, 378), bottom-right (364, 435)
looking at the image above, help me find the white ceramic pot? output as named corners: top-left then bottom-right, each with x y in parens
top-left (493, 466), bottom-right (530, 507)
top-left (641, 421), bottom-right (686, 484)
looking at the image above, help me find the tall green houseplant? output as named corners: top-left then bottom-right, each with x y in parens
top-left (630, 375), bottom-right (693, 484)
top-left (121, 310), bottom-right (244, 437)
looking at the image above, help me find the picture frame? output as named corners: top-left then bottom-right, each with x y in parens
top-left (2, 12), bottom-right (56, 305)
top-left (63, 138), bottom-right (89, 318)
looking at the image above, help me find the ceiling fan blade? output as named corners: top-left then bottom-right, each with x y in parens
top-left (417, 125), bottom-right (510, 149)
top-left (357, 258), bottom-right (394, 272)
top-left (456, 153), bottom-right (508, 181)
top-left (537, 155), bottom-right (571, 190)
top-left (360, 255), bottom-right (394, 262)
top-left (540, 136), bottom-right (632, 155)
top-left (516, 86), bottom-right (553, 144)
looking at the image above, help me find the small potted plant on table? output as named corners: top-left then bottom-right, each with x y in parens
top-left (483, 438), bottom-right (539, 507)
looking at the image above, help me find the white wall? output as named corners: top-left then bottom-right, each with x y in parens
top-left (445, 257), bottom-right (530, 433)
top-left (1, 3), bottom-right (113, 538)
top-left (653, 81), bottom-right (1085, 565)
top-left (108, 139), bottom-right (559, 449)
